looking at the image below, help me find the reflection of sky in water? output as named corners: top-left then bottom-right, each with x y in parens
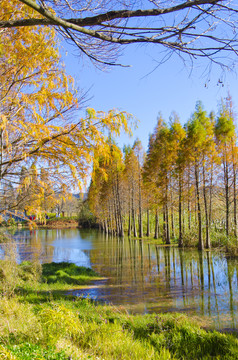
top-left (2, 228), bottom-right (238, 330)
top-left (1, 228), bottom-right (92, 267)
top-left (51, 247), bottom-right (91, 267)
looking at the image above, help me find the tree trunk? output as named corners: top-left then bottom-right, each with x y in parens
top-left (187, 166), bottom-right (191, 230)
top-left (232, 148), bottom-right (237, 239)
top-left (138, 169), bottom-right (143, 238)
top-left (116, 174), bottom-right (124, 237)
top-left (154, 209), bottom-right (159, 239)
top-left (163, 205), bottom-right (166, 242)
top-left (104, 220), bottom-right (108, 234)
top-left (178, 172), bottom-right (183, 247)
top-left (203, 161), bottom-right (210, 249)
top-left (128, 208), bottom-right (131, 236)
top-left (209, 164), bottom-right (213, 225)
top-left (171, 191), bottom-right (175, 238)
top-left (165, 183), bottom-right (170, 244)
top-left (132, 185), bottom-right (137, 237)
top-left (128, 189), bottom-right (131, 236)
top-left (223, 155), bottom-right (229, 237)
top-left (146, 209), bottom-right (150, 237)
top-left (195, 160), bottom-right (203, 250)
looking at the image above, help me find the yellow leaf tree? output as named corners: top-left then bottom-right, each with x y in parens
top-left (0, 0), bottom-right (132, 213)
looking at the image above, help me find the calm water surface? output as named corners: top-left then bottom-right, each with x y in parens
top-left (2, 228), bottom-right (238, 331)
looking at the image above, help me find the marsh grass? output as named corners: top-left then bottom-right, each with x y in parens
top-left (41, 262), bottom-right (99, 286)
top-left (0, 259), bottom-right (237, 359)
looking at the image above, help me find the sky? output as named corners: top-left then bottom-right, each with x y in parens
top-left (62, 42), bottom-right (238, 153)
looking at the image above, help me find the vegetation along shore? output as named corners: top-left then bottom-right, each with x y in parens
top-left (0, 257), bottom-right (237, 360)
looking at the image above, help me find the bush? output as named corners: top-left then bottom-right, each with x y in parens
top-left (0, 247), bottom-right (41, 297)
top-left (182, 226), bottom-right (199, 247)
top-left (7, 218), bottom-right (16, 227)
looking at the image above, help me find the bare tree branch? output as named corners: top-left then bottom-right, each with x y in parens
top-left (1, 0), bottom-right (237, 68)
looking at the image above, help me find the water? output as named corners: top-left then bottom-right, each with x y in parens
top-left (2, 228), bottom-right (238, 331)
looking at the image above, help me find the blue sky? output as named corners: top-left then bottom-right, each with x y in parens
top-left (63, 42), bottom-right (238, 152)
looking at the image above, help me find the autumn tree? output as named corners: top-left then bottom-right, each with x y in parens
top-left (143, 132), bottom-right (163, 240)
top-left (184, 102), bottom-right (217, 249)
top-left (124, 145), bottom-right (139, 237)
top-left (132, 140), bottom-right (145, 238)
top-left (215, 98), bottom-right (236, 237)
top-left (88, 141), bottom-right (125, 236)
top-left (144, 116), bottom-right (175, 244)
top-left (169, 115), bottom-right (186, 247)
top-left (0, 0), bottom-right (132, 212)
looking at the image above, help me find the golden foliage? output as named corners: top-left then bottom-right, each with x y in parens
top-left (0, 0), bottom-right (132, 213)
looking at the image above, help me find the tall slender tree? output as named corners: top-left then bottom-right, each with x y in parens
top-left (215, 99), bottom-right (236, 237)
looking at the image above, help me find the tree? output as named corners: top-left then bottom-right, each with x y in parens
top-left (124, 145), bottom-right (140, 237)
top-left (1, 1), bottom-right (238, 69)
top-left (143, 132), bottom-right (162, 240)
top-left (132, 140), bottom-right (145, 238)
top-left (215, 98), bottom-right (236, 237)
top-left (0, 0), bottom-right (132, 205)
top-left (170, 115), bottom-right (186, 247)
top-left (185, 102), bottom-right (212, 250)
top-left (144, 116), bottom-right (175, 244)
top-left (88, 140), bottom-right (125, 236)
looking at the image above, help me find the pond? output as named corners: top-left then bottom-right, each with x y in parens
top-left (2, 228), bottom-right (238, 331)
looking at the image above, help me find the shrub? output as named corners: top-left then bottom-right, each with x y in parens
top-left (7, 218), bottom-right (16, 227)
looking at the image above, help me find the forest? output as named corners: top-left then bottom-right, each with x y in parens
top-left (88, 98), bottom-right (238, 254)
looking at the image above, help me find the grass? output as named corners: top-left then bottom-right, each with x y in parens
top-left (0, 258), bottom-right (237, 359)
top-left (41, 261), bottom-right (99, 286)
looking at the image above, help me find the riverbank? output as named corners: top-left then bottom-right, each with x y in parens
top-left (39, 218), bottom-right (79, 229)
top-left (0, 260), bottom-right (237, 360)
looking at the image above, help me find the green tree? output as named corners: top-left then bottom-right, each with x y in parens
top-left (185, 102), bottom-right (214, 250)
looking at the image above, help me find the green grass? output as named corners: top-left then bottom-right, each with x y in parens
top-left (42, 261), bottom-right (99, 285)
top-left (0, 260), bottom-right (237, 359)
top-left (5, 343), bottom-right (68, 360)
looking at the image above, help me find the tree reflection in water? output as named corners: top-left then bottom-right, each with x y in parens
top-left (4, 228), bottom-right (238, 330)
